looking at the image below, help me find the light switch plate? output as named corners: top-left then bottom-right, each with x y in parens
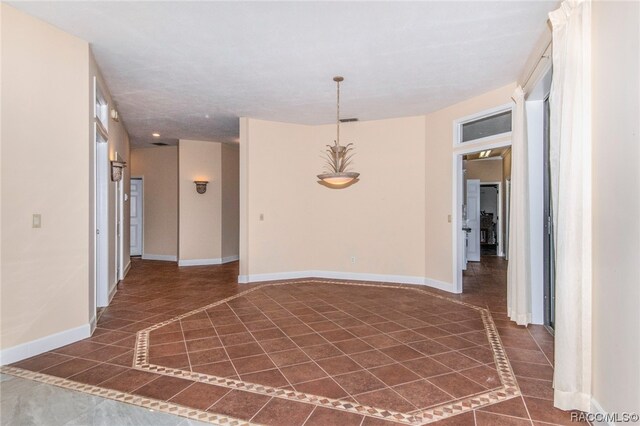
top-left (33, 214), bottom-right (42, 228)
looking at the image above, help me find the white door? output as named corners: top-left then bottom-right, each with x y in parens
top-left (96, 132), bottom-right (109, 307)
top-left (466, 179), bottom-right (481, 262)
top-left (130, 179), bottom-right (143, 256)
top-left (505, 179), bottom-right (511, 260)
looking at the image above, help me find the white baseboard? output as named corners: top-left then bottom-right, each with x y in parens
top-left (123, 260), bottom-right (132, 277)
top-left (179, 258), bottom-right (222, 267)
top-left (0, 323), bottom-right (91, 365)
top-left (238, 270), bottom-right (455, 293)
top-left (590, 397), bottom-right (614, 426)
top-left (89, 314), bottom-right (97, 334)
top-left (108, 282), bottom-right (118, 304)
top-left (178, 255), bottom-right (238, 267)
top-left (142, 253), bottom-right (177, 262)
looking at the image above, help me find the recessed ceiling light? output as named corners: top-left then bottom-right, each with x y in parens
top-left (204, 114), bottom-right (210, 119)
top-left (152, 132), bottom-right (160, 137)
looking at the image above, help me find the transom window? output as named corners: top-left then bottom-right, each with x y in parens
top-left (455, 105), bottom-right (513, 146)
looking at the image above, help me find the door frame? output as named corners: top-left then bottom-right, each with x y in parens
top-left (130, 177), bottom-right (144, 257)
top-left (479, 182), bottom-right (503, 257)
top-left (116, 176), bottom-right (124, 281)
top-left (466, 179), bottom-right (481, 262)
top-left (452, 139), bottom-right (512, 293)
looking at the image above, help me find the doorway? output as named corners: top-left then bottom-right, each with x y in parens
top-left (454, 145), bottom-right (512, 293)
top-left (130, 178), bottom-right (143, 256)
top-left (479, 183), bottom-right (502, 256)
top-left (543, 96), bottom-right (555, 329)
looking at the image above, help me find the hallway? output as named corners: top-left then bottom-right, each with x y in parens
top-left (2, 259), bottom-right (583, 425)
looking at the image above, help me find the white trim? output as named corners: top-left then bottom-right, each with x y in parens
top-left (108, 281), bottom-right (118, 304)
top-left (590, 397), bottom-right (614, 426)
top-left (470, 157), bottom-right (502, 162)
top-left (90, 315), bottom-right (97, 334)
top-left (453, 102), bottom-right (514, 148)
top-left (178, 258), bottom-right (223, 267)
top-left (237, 271), bottom-right (454, 293)
top-left (0, 323), bottom-right (91, 365)
top-left (123, 260), bottom-right (131, 277)
top-left (454, 137), bottom-right (514, 154)
top-left (176, 256), bottom-right (238, 266)
top-left (142, 254), bottom-right (177, 262)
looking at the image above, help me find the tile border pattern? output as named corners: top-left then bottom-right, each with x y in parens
top-left (134, 279), bottom-right (521, 425)
top-left (0, 365), bottom-right (255, 426)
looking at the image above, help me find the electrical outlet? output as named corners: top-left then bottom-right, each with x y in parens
top-left (32, 214), bottom-right (42, 228)
top-left (350, 256), bottom-right (356, 264)
top-left (259, 213), bottom-right (264, 221)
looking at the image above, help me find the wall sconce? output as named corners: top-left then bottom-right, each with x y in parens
top-left (111, 160), bottom-right (127, 182)
top-left (194, 180), bottom-right (209, 194)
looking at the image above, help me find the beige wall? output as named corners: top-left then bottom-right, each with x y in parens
top-left (1, 5), bottom-right (90, 351)
top-left (240, 116), bottom-right (427, 281)
top-left (424, 83), bottom-right (516, 284)
top-left (130, 147), bottom-right (178, 258)
top-left (178, 140), bottom-right (223, 262)
top-left (465, 159), bottom-right (503, 183)
top-left (221, 144), bottom-right (240, 259)
top-left (591, 0), bottom-right (640, 415)
top-left (240, 85), bottom-right (514, 287)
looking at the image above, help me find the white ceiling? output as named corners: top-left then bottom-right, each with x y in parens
top-left (11, 1), bottom-right (557, 147)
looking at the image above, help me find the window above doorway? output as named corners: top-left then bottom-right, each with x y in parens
top-left (454, 104), bottom-right (513, 147)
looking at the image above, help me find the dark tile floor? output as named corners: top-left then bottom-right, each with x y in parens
top-left (7, 257), bottom-right (585, 425)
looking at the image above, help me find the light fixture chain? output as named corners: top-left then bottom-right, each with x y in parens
top-left (336, 78), bottom-right (340, 145)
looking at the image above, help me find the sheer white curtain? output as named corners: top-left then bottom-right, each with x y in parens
top-left (507, 86), bottom-right (532, 326)
top-left (549, 0), bottom-right (593, 411)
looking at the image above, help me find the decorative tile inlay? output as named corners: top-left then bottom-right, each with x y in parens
top-left (132, 279), bottom-right (520, 425)
top-left (0, 366), bottom-right (255, 426)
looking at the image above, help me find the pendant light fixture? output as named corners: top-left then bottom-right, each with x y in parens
top-left (317, 76), bottom-right (360, 186)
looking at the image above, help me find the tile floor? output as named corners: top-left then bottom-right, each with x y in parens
top-left (2, 257), bottom-right (586, 425)
top-left (0, 373), bottom-right (208, 426)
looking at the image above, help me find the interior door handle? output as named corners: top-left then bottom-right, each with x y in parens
top-left (462, 227), bottom-right (472, 232)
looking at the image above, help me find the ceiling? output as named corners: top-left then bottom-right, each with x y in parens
top-left (11, 2), bottom-right (557, 147)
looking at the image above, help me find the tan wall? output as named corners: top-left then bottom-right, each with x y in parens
top-left (221, 144), bottom-right (240, 259)
top-left (1, 5), bottom-right (90, 350)
top-left (241, 116), bottom-right (427, 280)
top-left (130, 147), bottom-right (178, 258)
top-left (591, 0), bottom-right (640, 415)
top-left (240, 85), bottom-right (514, 286)
top-left (424, 83), bottom-right (516, 284)
top-left (178, 140), bottom-right (223, 262)
top-left (465, 159), bottom-right (503, 183)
